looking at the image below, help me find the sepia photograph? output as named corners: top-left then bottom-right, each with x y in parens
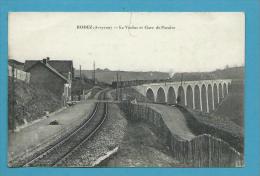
top-left (8, 12), bottom-right (244, 167)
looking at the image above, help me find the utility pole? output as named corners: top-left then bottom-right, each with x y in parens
top-left (93, 61), bottom-right (96, 85)
top-left (79, 65), bottom-right (82, 80)
top-left (11, 63), bottom-right (15, 132)
top-left (119, 75), bottom-right (122, 101)
top-left (116, 72), bottom-right (119, 101)
top-left (80, 65), bottom-right (83, 100)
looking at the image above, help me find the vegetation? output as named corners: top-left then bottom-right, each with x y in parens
top-left (171, 66), bottom-right (244, 81)
top-left (8, 59), bottom-right (24, 70)
top-left (8, 78), bottom-right (61, 130)
top-left (212, 79), bottom-right (244, 127)
top-left (179, 106), bottom-right (244, 153)
top-left (75, 70), bottom-right (169, 84)
top-left (71, 77), bottom-right (94, 96)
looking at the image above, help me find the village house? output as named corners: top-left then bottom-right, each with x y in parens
top-left (24, 58), bottom-right (73, 102)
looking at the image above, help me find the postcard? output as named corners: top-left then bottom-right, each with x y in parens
top-left (7, 12), bottom-right (245, 168)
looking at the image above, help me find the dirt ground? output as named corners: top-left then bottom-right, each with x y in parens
top-left (97, 90), bottom-right (181, 167)
top-left (101, 120), bottom-right (181, 167)
top-left (57, 90), bottom-right (181, 167)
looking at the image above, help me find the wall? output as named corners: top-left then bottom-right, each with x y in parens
top-left (119, 102), bottom-right (243, 167)
top-left (29, 64), bottom-right (66, 98)
top-left (8, 65), bottom-right (30, 83)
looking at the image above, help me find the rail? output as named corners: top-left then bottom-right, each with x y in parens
top-left (21, 90), bottom-right (108, 167)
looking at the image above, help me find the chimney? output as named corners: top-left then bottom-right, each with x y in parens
top-left (43, 58), bottom-right (47, 64)
top-left (43, 57), bottom-right (50, 64)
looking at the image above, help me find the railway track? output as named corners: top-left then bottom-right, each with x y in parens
top-left (19, 90), bottom-right (108, 167)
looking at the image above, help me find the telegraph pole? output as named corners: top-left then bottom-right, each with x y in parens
top-left (93, 61), bottom-right (96, 85)
top-left (119, 75), bottom-right (122, 101)
top-left (79, 65), bottom-right (82, 80)
top-left (80, 65), bottom-right (83, 100)
top-left (116, 72), bottom-right (119, 100)
top-left (11, 63), bottom-right (15, 132)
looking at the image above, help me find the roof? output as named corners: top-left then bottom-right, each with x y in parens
top-left (25, 61), bottom-right (69, 82)
top-left (24, 60), bottom-right (42, 71)
top-left (8, 59), bottom-right (24, 70)
top-left (45, 60), bottom-right (73, 74)
top-left (24, 60), bottom-right (73, 75)
top-left (44, 62), bottom-right (69, 82)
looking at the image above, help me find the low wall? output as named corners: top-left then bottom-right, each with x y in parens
top-left (119, 102), bottom-right (243, 167)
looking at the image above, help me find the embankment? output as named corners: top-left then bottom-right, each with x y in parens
top-left (119, 102), bottom-right (243, 167)
top-left (8, 78), bottom-right (62, 130)
top-left (179, 106), bottom-right (244, 153)
top-left (212, 79), bottom-right (244, 127)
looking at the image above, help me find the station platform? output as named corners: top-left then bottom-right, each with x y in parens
top-left (8, 101), bottom-right (95, 162)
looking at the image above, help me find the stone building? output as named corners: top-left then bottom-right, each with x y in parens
top-left (24, 58), bottom-right (73, 101)
top-left (24, 57), bottom-right (74, 78)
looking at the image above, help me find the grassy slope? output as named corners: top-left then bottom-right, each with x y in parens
top-left (212, 79), bottom-right (244, 127)
top-left (8, 78), bottom-right (61, 130)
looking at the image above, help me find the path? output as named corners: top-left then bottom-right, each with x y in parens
top-left (9, 101), bottom-right (95, 161)
top-left (140, 103), bottom-right (195, 140)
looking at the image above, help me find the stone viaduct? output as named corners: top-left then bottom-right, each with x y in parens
top-left (133, 79), bottom-right (232, 113)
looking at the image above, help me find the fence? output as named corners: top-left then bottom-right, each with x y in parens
top-left (119, 102), bottom-right (243, 167)
top-left (8, 65), bottom-right (30, 83)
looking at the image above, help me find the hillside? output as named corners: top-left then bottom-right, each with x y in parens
top-left (75, 69), bottom-right (170, 84)
top-left (212, 66), bottom-right (244, 80)
top-left (172, 66), bottom-right (244, 81)
top-left (212, 79), bottom-right (244, 127)
top-left (8, 78), bottom-right (62, 130)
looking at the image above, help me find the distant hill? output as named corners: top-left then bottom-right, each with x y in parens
top-left (75, 66), bottom-right (244, 84)
top-left (75, 70), bottom-right (170, 84)
top-left (172, 66), bottom-right (244, 81)
top-left (212, 66), bottom-right (244, 80)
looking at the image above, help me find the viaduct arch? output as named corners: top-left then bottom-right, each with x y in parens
top-left (167, 87), bottom-right (176, 104)
top-left (134, 79), bottom-right (232, 113)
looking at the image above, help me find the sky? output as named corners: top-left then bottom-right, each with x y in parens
top-left (8, 12), bottom-right (245, 73)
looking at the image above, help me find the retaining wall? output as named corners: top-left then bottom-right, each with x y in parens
top-left (119, 102), bottom-right (243, 167)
